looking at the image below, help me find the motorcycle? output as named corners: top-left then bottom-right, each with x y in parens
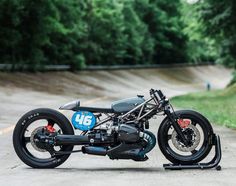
top-left (13, 89), bottom-right (220, 169)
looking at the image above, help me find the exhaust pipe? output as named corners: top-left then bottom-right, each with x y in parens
top-left (54, 134), bottom-right (112, 146)
top-left (55, 135), bottom-right (90, 145)
top-left (82, 146), bottom-right (107, 156)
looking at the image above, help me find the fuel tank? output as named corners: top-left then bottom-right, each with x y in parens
top-left (111, 96), bottom-right (145, 113)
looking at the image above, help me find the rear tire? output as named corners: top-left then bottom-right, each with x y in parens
top-left (158, 110), bottom-right (213, 165)
top-left (13, 108), bottom-right (74, 168)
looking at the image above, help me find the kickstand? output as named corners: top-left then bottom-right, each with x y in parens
top-left (163, 134), bottom-right (222, 171)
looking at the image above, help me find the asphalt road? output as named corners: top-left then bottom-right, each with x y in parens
top-left (0, 66), bottom-right (235, 186)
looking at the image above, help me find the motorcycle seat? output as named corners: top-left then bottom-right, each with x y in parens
top-left (59, 100), bottom-right (115, 113)
top-left (75, 106), bottom-right (114, 113)
top-left (60, 96), bottom-right (145, 113)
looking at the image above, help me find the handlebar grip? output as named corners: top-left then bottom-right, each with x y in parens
top-left (149, 89), bottom-right (155, 94)
top-left (157, 90), bottom-right (164, 99)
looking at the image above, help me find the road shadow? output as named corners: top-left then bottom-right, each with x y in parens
top-left (25, 167), bottom-right (163, 173)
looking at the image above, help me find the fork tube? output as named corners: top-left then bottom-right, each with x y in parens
top-left (164, 110), bottom-right (188, 146)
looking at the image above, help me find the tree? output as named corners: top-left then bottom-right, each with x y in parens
top-left (0, 0), bottom-right (23, 66)
top-left (180, 1), bottom-right (217, 63)
top-left (0, 0), bottom-right (192, 70)
top-left (135, 0), bottom-right (188, 64)
top-left (0, 0), bottom-right (86, 70)
top-left (197, 0), bottom-right (236, 68)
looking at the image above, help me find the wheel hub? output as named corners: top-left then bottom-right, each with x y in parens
top-left (171, 124), bottom-right (200, 152)
top-left (30, 126), bottom-right (48, 152)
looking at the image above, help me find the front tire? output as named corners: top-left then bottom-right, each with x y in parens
top-left (158, 110), bottom-right (213, 164)
top-left (13, 108), bottom-right (74, 168)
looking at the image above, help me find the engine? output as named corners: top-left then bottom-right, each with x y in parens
top-left (117, 124), bottom-right (140, 142)
top-left (109, 124), bottom-right (156, 161)
top-left (83, 122), bottom-right (156, 161)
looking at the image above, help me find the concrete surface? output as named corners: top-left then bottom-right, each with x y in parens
top-left (0, 65), bottom-right (235, 186)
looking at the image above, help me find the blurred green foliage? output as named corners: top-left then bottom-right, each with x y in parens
top-left (172, 84), bottom-right (236, 128)
top-left (196, 0), bottom-right (236, 69)
top-left (181, 1), bottom-right (217, 63)
top-left (0, 0), bottom-right (235, 71)
top-left (0, 0), bottom-right (188, 69)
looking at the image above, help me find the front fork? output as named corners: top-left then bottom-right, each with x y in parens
top-left (164, 109), bottom-right (189, 146)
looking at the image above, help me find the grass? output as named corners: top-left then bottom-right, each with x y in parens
top-left (171, 84), bottom-right (236, 128)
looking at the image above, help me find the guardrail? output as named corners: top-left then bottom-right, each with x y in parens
top-left (83, 62), bottom-right (215, 71)
top-left (0, 62), bottom-right (215, 72)
top-left (0, 64), bottom-right (71, 71)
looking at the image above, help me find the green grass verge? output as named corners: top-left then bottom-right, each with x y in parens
top-left (171, 84), bottom-right (236, 128)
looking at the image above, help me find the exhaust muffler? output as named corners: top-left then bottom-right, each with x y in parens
top-left (82, 146), bottom-right (107, 156)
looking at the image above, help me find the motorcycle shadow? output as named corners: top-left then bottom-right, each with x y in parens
top-left (54, 167), bottom-right (162, 172)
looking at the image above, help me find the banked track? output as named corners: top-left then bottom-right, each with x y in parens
top-left (0, 65), bottom-right (232, 99)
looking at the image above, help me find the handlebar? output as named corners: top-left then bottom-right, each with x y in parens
top-left (150, 89), bottom-right (169, 110)
top-left (149, 89), bottom-right (165, 101)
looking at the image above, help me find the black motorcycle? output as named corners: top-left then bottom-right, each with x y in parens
top-left (13, 89), bottom-right (220, 169)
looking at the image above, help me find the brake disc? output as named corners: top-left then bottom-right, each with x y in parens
top-left (30, 126), bottom-right (47, 152)
top-left (171, 124), bottom-right (200, 152)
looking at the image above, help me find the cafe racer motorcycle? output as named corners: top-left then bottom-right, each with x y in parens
top-left (13, 89), bottom-right (217, 168)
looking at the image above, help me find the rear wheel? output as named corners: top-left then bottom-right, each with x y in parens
top-left (158, 110), bottom-right (213, 164)
top-left (13, 108), bottom-right (74, 168)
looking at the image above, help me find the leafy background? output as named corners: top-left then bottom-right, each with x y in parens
top-left (0, 0), bottom-right (235, 75)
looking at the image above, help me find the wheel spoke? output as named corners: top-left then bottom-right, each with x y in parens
top-left (191, 121), bottom-right (197, 126)
top-left (47, 119), bottom-right (55, 126)
top-left (191, 149), bottom-right (198, 154)
top-left (24, 137), bottom-right (31, 143)
top-left (48, 150), bottom-right (55, 158)
top-left (167, 134), bottom-right (172, 140)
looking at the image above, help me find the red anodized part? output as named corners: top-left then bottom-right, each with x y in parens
top-left (45, 125), bottom-right (55, 133)
top-left (177, 119), bottom-right (191, 129)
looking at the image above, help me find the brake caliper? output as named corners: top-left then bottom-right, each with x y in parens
top-left (44, 125), bottom-right (55, 133)
top-left (177, 119), bottom-right (191, 129)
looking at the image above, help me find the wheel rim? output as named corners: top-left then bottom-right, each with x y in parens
top-left (163, 116), bottom-right (209, 161)
top-left (171, 123), bottom-right (201, 152)
top-left (19, 116), bottom-right (68, 163)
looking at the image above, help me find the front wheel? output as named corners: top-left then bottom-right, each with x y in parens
top-left (158, 110), bottom-right (214, 164)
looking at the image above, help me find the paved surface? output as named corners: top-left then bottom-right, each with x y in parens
top-left (0, 65), bottom-right (235, 186)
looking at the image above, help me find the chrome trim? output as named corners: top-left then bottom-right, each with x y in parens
top-left (59, 100), bottom-right (80, 110)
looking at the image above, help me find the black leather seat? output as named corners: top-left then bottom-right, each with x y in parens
top-left (60, 96), bottom-right (145, 113)
top-left (75, 106), bottom-right (114, 113)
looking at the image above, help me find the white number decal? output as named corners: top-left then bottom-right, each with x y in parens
top-left (83, 116), bottom-right (92, 125)
top-left (75, 114), bottom-right (92, 125)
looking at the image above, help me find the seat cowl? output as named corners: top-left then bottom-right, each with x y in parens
top-left (59, 100), bottom-right (80, 111)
